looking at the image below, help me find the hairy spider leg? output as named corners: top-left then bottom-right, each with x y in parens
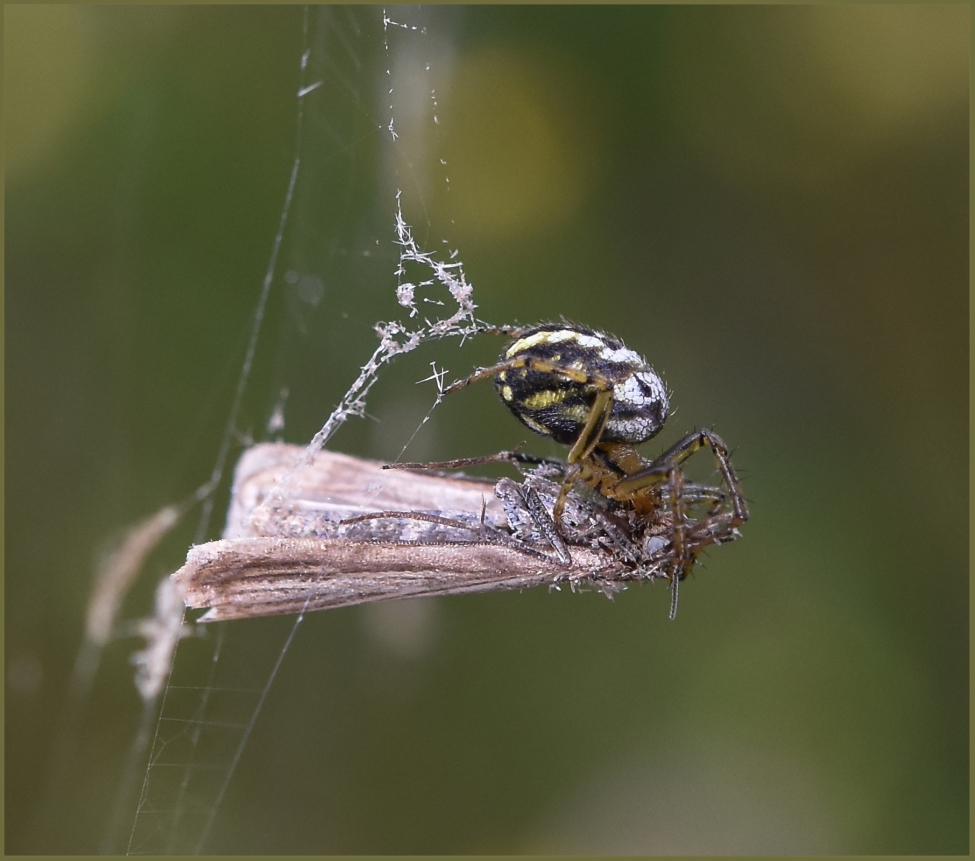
top-left (671, 483), bottom-right (727, 517)
top-left (666, 464), bottom-right (687, 619)
top-left (613, 428), bottom-right (748, 527)
top-left (386, 450), bottom-right (564, 473)
top-left (606, 429), bottom-right (748, 613)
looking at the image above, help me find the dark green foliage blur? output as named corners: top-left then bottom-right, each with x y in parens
top-left (6, 5), bottom-right (967, 853)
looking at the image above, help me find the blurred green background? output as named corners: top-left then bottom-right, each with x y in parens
top-left (5, 5), bottom-right (968, 854)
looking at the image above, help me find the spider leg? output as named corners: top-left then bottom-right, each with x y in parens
top-left (471, 323), bottom-right (534, 339)
top-left (666, 464), bottom-right (688, 620)
top-left (676, 482), bottom-right (726, 517)
top-left (442, 355), bottom-right (596, 397)
top-left (614, 428), bottom-right (748, 527)
top-left (566, 386), bottom-right (613, 464)
top-left (384, 449), bottom-right (559, 472)
top-left (609, 430), bottom-right (747, 619)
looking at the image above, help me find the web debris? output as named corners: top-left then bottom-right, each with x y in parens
top-left (263, 189), bottom-right (484, 510)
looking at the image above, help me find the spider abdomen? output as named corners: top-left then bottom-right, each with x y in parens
top-left (494, 324), bottom-right (669, 446)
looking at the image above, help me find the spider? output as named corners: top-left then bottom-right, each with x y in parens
top-left (390, 322), bottom-right (748, 617)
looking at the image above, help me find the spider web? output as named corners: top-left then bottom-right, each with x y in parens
top-left (117, 8), bottom-right (486, 854)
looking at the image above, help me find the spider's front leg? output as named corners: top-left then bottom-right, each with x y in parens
top-left (385, 449), bottom-right (559, 474)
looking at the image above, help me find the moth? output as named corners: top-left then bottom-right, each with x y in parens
top-left (171, 442), bottom-right (721, 622)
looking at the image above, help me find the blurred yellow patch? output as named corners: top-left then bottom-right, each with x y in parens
top-left (405, 46), bottom-right (606, 248)
top-left (671, 6), bottom-right (968, 191)
top-left (4, 6), bottom-right (97, 184)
